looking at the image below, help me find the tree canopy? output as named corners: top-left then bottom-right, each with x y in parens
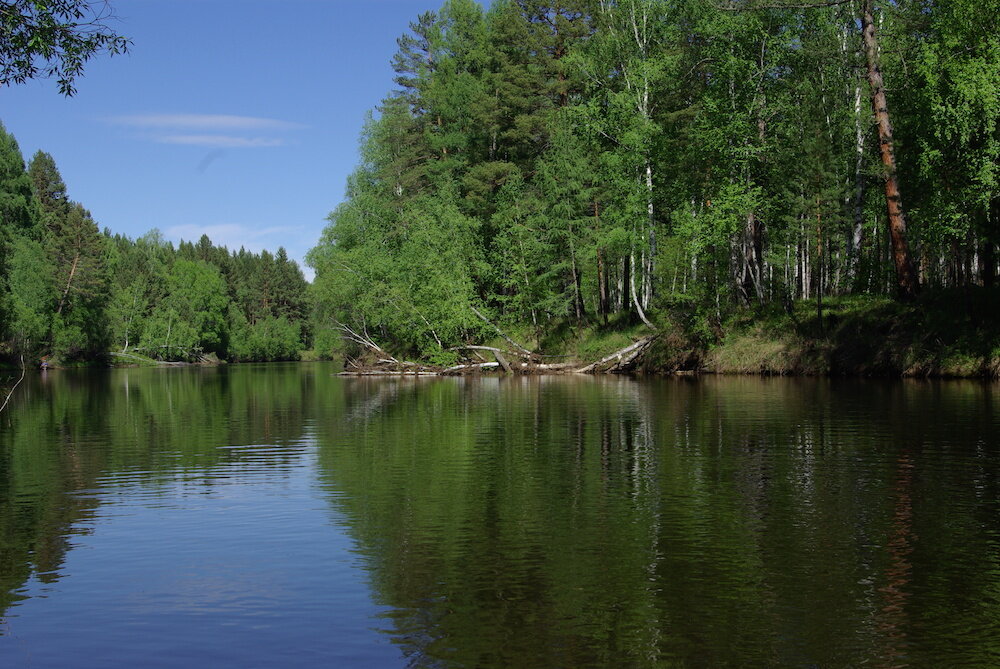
top-left (0, 0), bottom-right (129, 95)
top-left (309, 0), bottom-right (1000, 360)
top-left (0, 125), bottom-right (313, 363)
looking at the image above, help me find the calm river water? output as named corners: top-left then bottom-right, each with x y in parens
top-left (0, 364), bottom-right (998, 667)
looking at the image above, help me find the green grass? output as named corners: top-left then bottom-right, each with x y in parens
top-left (684, 288), bottom-right (1000, 378)
top-left (449, 288), bottom-right (1000, 378)
top-left (108, 351), bottom-right (169, 367)
top-left (530, 313), bottom-right (647, 363)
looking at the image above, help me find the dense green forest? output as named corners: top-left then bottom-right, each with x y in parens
top-left (2, 0), bottom-right (996, 369)
top-left (0, 124), bottom-right (311, 364)
top-left (308, 0), bottom-right (999, 362)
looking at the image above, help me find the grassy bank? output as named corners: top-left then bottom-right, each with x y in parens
top-left (644, 288), bottom-right (1000, 378)
top-left (325, 289), bottom-right (1000, 379)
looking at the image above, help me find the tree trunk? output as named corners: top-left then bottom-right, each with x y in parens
top-left (861, 0), bottom-right (918, 299)
top-left (568, 221), bottom-right (586, 320)
top-left (628, 251), bottom-right (655, 329)
top-left (595, 201), bottom-right (609, 323)
top-left (56, 252), bottom-right (80, 315)
top-left (851, 82), bottom-right (867, 281)
top-left (742, 41), bottom-right (768, 305)
top-left (643, 159), bottom-right (655, 311)
top-left (982, 199), bottom-right (999, 287)
top-left (816, 197), bottom-right (824, 332)
top-left (741, 212), bottom-right (764, 304)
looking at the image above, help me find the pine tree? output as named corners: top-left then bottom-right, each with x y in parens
top-left (27, 151), bottom-right (70, 223)
top-left (48, 203), bottom-right (108, 358)
top-left (0, 123), bottom-right (37, 235)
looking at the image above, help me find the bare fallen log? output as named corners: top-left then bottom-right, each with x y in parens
top-left (442, 362), bottom-right (501, 375)
top-left (110, 352), bottom-right (188, 366)
top-left (575, 336), bottom-right (657, 374)
top-left (335, 322), bottom-right (436, 374)
top-left (448, 345), bottom-right (504, 354)
top-left (448, 345), bottom-right (537, 361)
top-left (469, 307), bottom-right (536, 360)
top-left (338, 370), bottom-right (441, 377)
top-left (532, 363), bottom-right (577, 371)
top-left (493, 350), bottom-right (513, 374)
top-left (335, 321), bottom-right (397, 363)
top-left (337, 328), bottom-right (659, 377)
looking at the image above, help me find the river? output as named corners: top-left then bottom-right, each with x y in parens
top-left (0, 364), bottom-right (998, 667)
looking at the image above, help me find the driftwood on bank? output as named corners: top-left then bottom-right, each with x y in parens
top-left (468, 307), bottom-right (537, 360)
top-left (442, 361), bottom-right (501, 375)
top-left (110, 351), bottom-right (189, 366)
top-left (573, 336), bottom-right (657, 374)
top-left (337, 321), bottom-right (659, 377)
top-left (342, 356), bottom-right (440, 375)
top-left (343, 369), bottom-right (441, 376)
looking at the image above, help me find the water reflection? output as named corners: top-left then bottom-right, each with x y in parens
top-left (315, 376), bottom-right (1000, 667)
top-left (0, 365), bottom-right (321, 613)
top-left (0, 369), bottom-right (998, 667)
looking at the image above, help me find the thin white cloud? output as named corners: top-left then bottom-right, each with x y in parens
top-left (157, 134), bottom-right (286, 148)
top-left (109, 113), bottom-right (304, 131)
top-left (106, 113), bottom-right (304, 148)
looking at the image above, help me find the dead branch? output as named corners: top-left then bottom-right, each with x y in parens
top-left (575, 336), bottom-right (657, 374)
top-left (334, 320), bottom-right (397, 362)
top-left (448, 345), bottom-right (504, 354)
top-left (338, 370), bottom-right (441, 377)
top-left (110, 352), bottom-right (187, 366)
top-left (533, 363), bottom-right (577, 371)
top-left (448, 345), bottom-right (537, 361)
top-left (0, 356), bottom-right (26, 414)
top-left (469, 306), bottom-right (535, 359)
top-left (493, 350), bottom-right (514, 374)
top-left (441, 362), bottom-right (501, 375)
top-left (336, 333), bottom-right (659, 377)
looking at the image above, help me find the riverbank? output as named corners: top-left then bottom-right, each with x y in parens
top-left (334, 288), bottom-right (1000, 379)
top-left (426, 287), bottom-right (1000, 379)
top-left (5, 289), bottom-right (996, 379)
top-left (643, 288), bottom-right (1000, 378)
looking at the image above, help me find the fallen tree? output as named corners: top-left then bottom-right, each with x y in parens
top-left (574, 336), bottom-right (657, 374)
top-left (336, 321), bottom-right (659, 377)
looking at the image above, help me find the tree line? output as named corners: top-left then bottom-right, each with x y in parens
top-left (0, 123), bottom-right (311, 363)
top-left (307, 0), bottom-right (998, 360)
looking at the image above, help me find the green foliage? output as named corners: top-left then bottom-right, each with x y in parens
top-left (154, 259), bottom-right (230, 356)
top-left (0, 0), bottom-right (130, 96)
top-left (5, 235), bottom-right (52, 354)
top-left (0, 123), bottom-right (36, 234)
top-left (1, 0), bottom-right (994, 367)
top-left (10, 123), bottom-right (311, 367)
top-left (308, 0), bottom-right (1000, 362)
top-left (0, 127), bottom-right (312, 365)
top-left (230, 315), bottom-right (302, 363)
top-left (311, 327), bottom-right (342, 361)
top-left (27, 150), bottom-right (69, 223)
top-left (138, 307), bottom-right (200, 361)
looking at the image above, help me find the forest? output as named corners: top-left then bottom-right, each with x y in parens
top-left (307, 0), bottom-right (999, 366)
top-left (1, 0), bottom-right (997, 370)
top-left (0, 124), bottom-right (312, 364)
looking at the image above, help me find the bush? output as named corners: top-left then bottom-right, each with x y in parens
top-left (312, 327), bottom-right (342, 360)
top-left (230, 316), bottom-right (302, 362)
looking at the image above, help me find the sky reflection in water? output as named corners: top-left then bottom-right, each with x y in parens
top-left (0, 366), bottom-right (998, 667)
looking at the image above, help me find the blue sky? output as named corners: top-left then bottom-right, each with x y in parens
top-left (0, 0), bottom-right (470, 279)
